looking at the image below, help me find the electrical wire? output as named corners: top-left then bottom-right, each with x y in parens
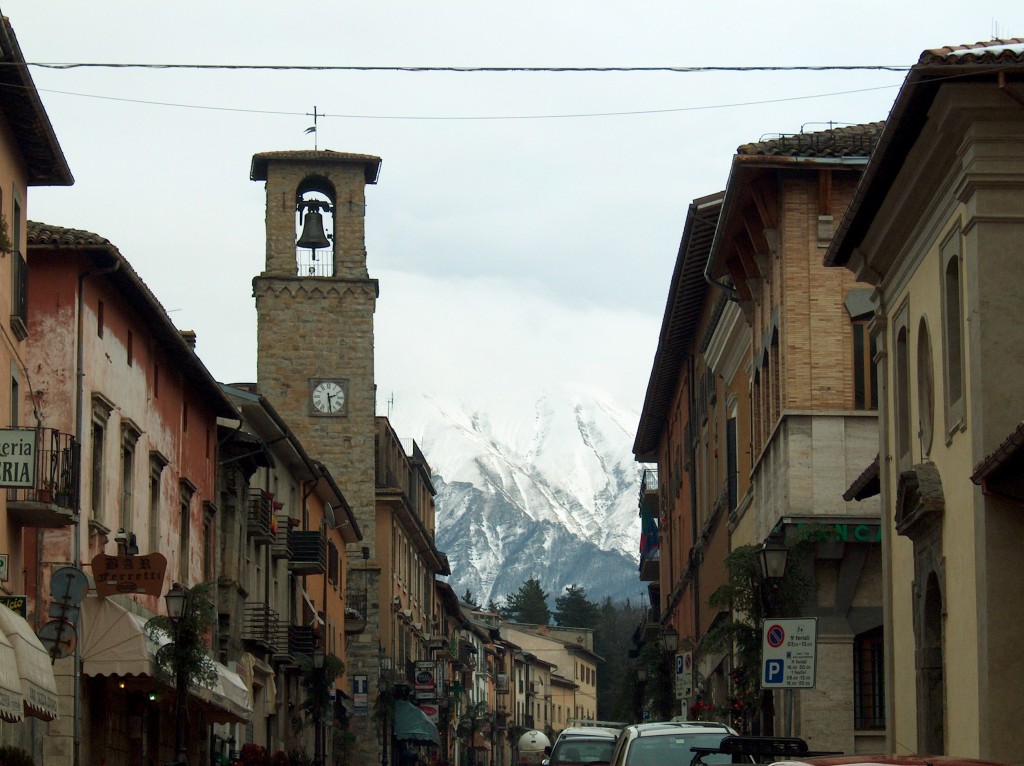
top-left (20, 81), bottom-right (905, 122)
top-left (10, 62), bottom-right (912, 73)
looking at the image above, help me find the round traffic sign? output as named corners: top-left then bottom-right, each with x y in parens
top-left (766, 624), bottom-right (785, 648)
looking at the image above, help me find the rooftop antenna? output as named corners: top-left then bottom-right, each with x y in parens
top-left (387, 392), bottom-right (394, 418)
top-left (304, 106), bottom-right (320, 150)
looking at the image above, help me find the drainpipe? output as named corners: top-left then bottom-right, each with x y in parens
top-left (73, 255), bottom-right (120, 766)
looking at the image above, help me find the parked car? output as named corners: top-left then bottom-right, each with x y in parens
top-left (545, 726), bottom-right (622, 766)
top-left (608, 721), bottom-right (746, 766)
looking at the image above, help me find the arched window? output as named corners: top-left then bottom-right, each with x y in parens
top-left (917, 319), bottom-right (934, 456)
top-left (941, 230), bottom-right (965, 436)
top-left (894, 305), bottom-right (912, 472)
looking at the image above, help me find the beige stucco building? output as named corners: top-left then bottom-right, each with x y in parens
top-left (826, 40), bottom-right (1024, 764)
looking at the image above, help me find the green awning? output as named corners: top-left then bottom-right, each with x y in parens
top-left (393, 700), bottom-right (440, 745)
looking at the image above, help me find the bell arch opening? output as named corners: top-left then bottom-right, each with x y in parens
top-left (295, 176), bottom-right (336, 276)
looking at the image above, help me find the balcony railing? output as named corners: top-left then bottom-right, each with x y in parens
top-left (247, 489), bottom-right (275, 543)
top-left (242, 601), bottom-right (283, 655)
top-left (288, 530), bottom-right (326, 574)
top-left (270, 515), bottom-right (292, 559)
top-left (274, 625), bottom-right (316, 667)
top-left (5, 428), bottom-right (79, 527)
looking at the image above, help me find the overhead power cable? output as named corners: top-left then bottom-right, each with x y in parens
top-left (7, 62), bottom-right (912, 73)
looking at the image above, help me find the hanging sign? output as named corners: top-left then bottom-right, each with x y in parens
top-left (91, 552), bottom-right (167, 597)
top-left (0, 428), bottom-right (35, 488)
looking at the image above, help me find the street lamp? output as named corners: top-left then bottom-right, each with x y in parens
top-left (758, 531), bottom-right (789, 581)
top-left (165, 582), bottom-right (190, 766)
top-left (756, 532), bottom-right (789, 737)
top-left (312, 647), bottom-right (326, 766)
top-left (661, 625), bottom-right (679, 653)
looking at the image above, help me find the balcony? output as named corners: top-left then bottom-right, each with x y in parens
top-left (288, 530), bottom-right (326, 574)
top-left (246, 489), bottom-right (276, 543)
top-left (345, 593), bottom-right (367, 635)
top-left (270, 515), bottom-right (292, 559)
top-left (242, 601), bottom-right (283, 655)
top-left (5, 428), bottom-right (79, 527)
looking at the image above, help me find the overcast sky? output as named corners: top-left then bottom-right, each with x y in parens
top-left (6, 1), bottom-right (1022, 431)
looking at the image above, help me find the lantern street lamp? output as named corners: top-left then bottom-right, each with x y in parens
top-left (312, 647), bottom-right (326, 766)
top-left (661, 625), bottom-right (679, 654)
top-left (165, 582), bottom-right (190, 766)
top-left (758, 532), bottom-right (789, 582)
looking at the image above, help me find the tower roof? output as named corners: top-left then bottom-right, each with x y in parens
top-left (250, 150), bottom-right (382, 184)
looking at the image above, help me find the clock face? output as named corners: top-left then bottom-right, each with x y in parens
top-left (311, 380), bottom-right (346, 415)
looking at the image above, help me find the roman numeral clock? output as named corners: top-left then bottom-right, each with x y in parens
top-left (310, 378), bottom-right (347, 416)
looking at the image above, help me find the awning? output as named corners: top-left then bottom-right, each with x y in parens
top-left (80, 596), bottom-right (252, 723)
top-left (195, 662), bottom-right (252, 724)
top-left (0, 606), bottom-right (59, 720)
top-left (393, 700), bottom-right (440, 745)
top-left (80, 595), bottom-right (161, 678)
top-left (0, 627), bottom-right (24, 722)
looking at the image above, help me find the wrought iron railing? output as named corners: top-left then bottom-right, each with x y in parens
top-left (246, 489), bottom-right (275, 543)
top-left (242, 601), bottom-right (283, 654)
top-left (5, 428), bottom-right (80, 526)
top-left (288, 530), bottom-right (326, 574)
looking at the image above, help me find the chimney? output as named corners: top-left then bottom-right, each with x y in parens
top-left (180, 330), bottom-right (197, 350)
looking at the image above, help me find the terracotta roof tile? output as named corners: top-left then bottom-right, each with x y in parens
top-left (919, 39), bottom-right (1024, 65)
top-left (27, 221), bottom-right (116, 250)
top-left (737, 122), bottom-right (885, 158)
top-left (250, 150), bottom-right (382, 183)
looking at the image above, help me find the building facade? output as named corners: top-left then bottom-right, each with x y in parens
top-left (26, 223), bottom-right (249, 766)
top-left (702, 124), bottom-right (886, 752)
top-left (825, 40), bottom-right (1024, 763)
top-left (0, 12), bottom-right (73, 763)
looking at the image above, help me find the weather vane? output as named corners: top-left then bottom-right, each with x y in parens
top-left (305, 106), bottom-right (320, 150)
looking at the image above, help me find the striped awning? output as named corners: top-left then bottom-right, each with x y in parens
top-left (80, 596), bottom-right (251, 723)
top-left (0, 606), bottom-right (59, 720)
top-left (0, 627), bottom-right (24, 722)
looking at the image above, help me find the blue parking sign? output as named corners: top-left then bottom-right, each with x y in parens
top-left (764, 659), bottom-right (785, 685)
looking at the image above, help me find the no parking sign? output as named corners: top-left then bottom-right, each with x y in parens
top-left (761, 618), bottom-right (817, 689)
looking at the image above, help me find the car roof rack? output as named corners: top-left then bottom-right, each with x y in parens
top-left (565, 719), bottom-right (627, 729)
top-left (689, 736), bottom-right (843, 766)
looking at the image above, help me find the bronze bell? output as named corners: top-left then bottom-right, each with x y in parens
top-left (296, 208), bottom-right (330, 251)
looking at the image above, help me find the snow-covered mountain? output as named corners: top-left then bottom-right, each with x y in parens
top-left (384, 385), bottom-right (644, 605)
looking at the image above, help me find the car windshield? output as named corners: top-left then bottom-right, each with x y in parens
top-left (550, 737), bottom-right (616, 764)
top-left (624, 732), bottom-right (733, 766)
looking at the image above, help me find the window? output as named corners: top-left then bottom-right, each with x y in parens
top-left (893, 305), bottom-right (912, 472)
top-left (726, 411), bottom-right (738, 512)
top-left (120, 420), bottom-right (141, 533)
top-left (97, 300), bottom-right (104, 338)
top-left (917, 319), bottom-right (935, 456)
top-left (127, 330), bottom-right (133, 366)
top-left (149, 452), bottom-right (168, 553)
top-left (941, 229), bottom-right (965, 435)
top-left (179, 479), bottom-right (195, 580)
top-left (10, 377), bottom-right (18, 427)
top-left (91, 395), bottom-right (115, 523)
top-left (852, 320), bottom-right (878, 410)
top-left (854, 627), bottom-right (885, 730)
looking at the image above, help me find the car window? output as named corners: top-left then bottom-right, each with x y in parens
top-left (624, 732), bottom-right (732, 766)
top-left (551, 738), bottom-right (616, 764)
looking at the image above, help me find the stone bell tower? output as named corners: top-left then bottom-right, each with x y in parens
top-left (250, 149), bottom-right (383, 763)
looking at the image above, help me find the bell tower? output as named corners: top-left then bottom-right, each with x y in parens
top-left (250, 149), bottom-right (383, 763)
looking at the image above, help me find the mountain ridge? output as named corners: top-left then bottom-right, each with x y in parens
top-left (385, 386), bottom-right (644, 605)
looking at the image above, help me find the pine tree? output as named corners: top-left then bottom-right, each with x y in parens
top-left (553, 584), bottom-right (600, 629)
top-left (500, 576), bottom-right (551, 625)
top-left (462, 589), bottom-right (479, 608)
